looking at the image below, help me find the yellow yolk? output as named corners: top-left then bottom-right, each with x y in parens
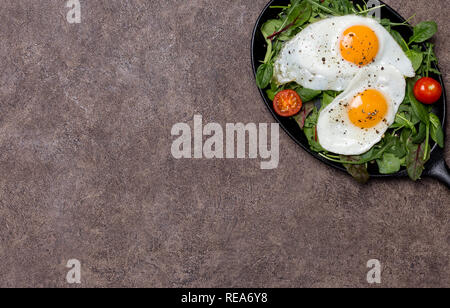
top-left (340, 25), bottom-right (379, 66)
top-left (348, 89), bottom-right (388, 129)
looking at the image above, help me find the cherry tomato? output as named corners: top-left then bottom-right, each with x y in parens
top-left (413, 77), bottom-right (443, 105)
top-left (273, 90), bottom-right (303, 117)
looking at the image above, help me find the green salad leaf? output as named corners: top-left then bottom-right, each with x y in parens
top-left (409, 21), bottom-right (438, 44)
top-left (430, 113), bottom-right (445, 148)
top-left (377, 153), bottom-right (403, 174)
top-left (417, 43), bottom-right (440, 77)
top-left (256, 64), bottom-right (273, 89)
top-left (411, 122), bottom-right (427, 144)
top-left (303, 107), bottom-right (325, 152)
top-left (407, 79), bottom-right (430, 125)
top-left (405, 50), bottom-right (423, 71)
top-left (406, 138), bottom-right (430, 181)
top-left (261, 19), bottom-right (283, 38)
top-left (296, 87), bottom-right (322, 102)
top-left (341, 156), bottom-right (370, 184)
top-left (384, 134), bottom-right (407, 158)
top-left (294, 101), bottom-right (315, 129)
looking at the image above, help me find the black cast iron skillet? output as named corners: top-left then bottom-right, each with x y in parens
top-left (252, 0), bottom-right (450, 187)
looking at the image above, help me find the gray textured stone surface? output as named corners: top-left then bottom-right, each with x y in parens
top-left (0, 0), bottom-right (448, 288)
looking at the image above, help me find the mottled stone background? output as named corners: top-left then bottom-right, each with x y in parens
top-left (0, 0), bottom-right (448, 288)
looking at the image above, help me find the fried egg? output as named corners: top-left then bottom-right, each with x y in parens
top-left (273, 15), bottom-right (415, 91)
top-left (317, 65), bottom-right (405, 155)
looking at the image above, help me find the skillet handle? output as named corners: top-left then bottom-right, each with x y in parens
top-left (426, 148), bottom-right (450, 189)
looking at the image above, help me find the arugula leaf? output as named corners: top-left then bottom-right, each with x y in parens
top-left (307, 0), bottom-right (366, 16)
top-left (377, 153), bottom-right (402, 174)
top-left (306, 0), bottom-right (340, 16)
top-left (333, 0), bottom-right (354, 15)
top-left (417, 43), bottom-right (440, 77)
top-left (409, 21), bottom-right (438, 44)
top-left (393, 112), bottom-right (417, 134)
top-left (430, 113), bottom-right (444, 148)
top-left (321, 136), bottom-right (397, 165)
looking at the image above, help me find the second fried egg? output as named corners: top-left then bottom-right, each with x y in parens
top-left (317, 65), bottom-right (406, 155)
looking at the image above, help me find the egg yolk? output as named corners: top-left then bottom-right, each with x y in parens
top-left (340, 25), bottom-right (380, 66)
top-left (348, 89), bottom-right (388, 129)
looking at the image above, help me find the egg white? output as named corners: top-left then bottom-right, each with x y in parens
top-left (317, 65), bottom-right (406, 156)
top-left (273, 15), bottom-right (415, 91)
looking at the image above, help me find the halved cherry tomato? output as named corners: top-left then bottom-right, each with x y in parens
top-left (413, 77), bottom-right (443, 105)
top-left (273, 90), bottom-right (303, 117)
